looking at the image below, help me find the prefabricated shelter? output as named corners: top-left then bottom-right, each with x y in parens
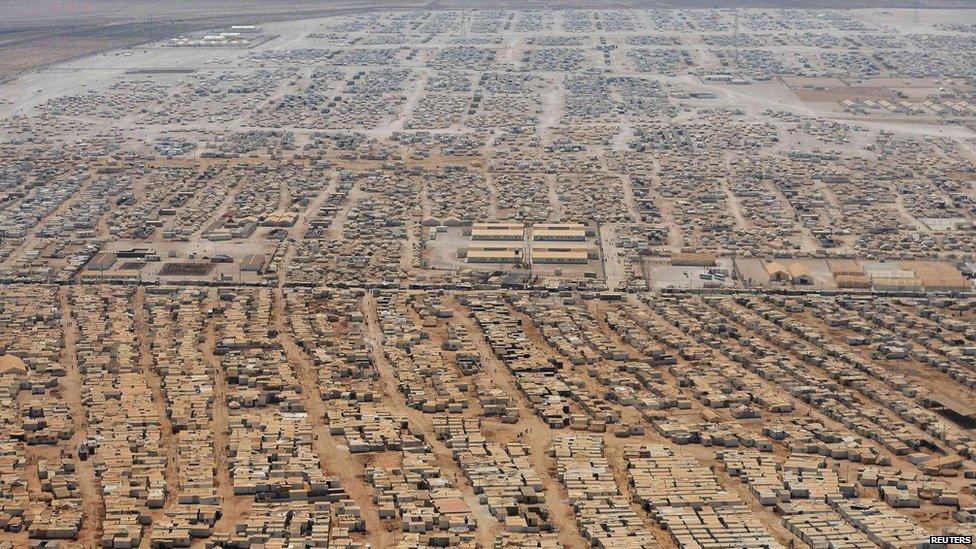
top-left (835, 274), bottom-right (871, 289)
top-left (788, 263), bottom-right (814, 285)
top-left (240, 254), bottom-right (266, 272)
top-left (870, 270), bottom-right (923, 291)
top-left (765, 261), bottom-right (790, 282)
top-left (671, 252), bottom-right (717, 267)
top-left (827, 259), bottom-right (864, 277)
top-left (531, 223), bottom-right (587, 242)
top-left (87, 253), bottom-right (118, 271)
top-left (465, 246), bottom-right (522, 264)
top-left (470, 223), bottom-right (525, 241)
top-left (902, 261), bottom-right (972, 292)
top-left (922, 395), bottom-right (976, 428)
top-left (531, 244), bottom-right (591, 264)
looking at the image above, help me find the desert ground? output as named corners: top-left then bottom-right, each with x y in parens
top-left (1, 6), bottom-right (976, 549)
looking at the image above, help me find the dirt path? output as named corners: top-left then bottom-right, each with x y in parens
top-left (602, 437), bottom-right (679, 548)
top-left (379, 69), bottom-right (428, 134)
top-left (619, 173), bottom-right (643, 222)
top-left (199, 291), bottom-right (250, 535)
top-left (288, 171), bottom-right (337, 239)
top-left (538, 75), bottom-right (564, 140)
top-left (720, 175), bottom-right (751, 231)
top-left (58, 286), bottom-right (105, 547)
top-left (359, 293), bottom-right (500, 548)
top-left (485, 171), bottom-right (499, 220)
top-left (586, 297), bottom-right (711, 418)
top-left (132, 287), bottom-right (181, 546)
top-left (611, 122), bottom-right (635, 152)
top-left (893, 193), bottom-right (928, 231)
top-left (598, 223), bottom-right (626, 291)
top-left (545, 173), bottom-right (564, 221)
top-left (270, 288), bottom-right (394, 549)
top-left (646, 159), bottom-right (685, 251)
top-left (441, 296), bottom-right (587, 549)
top-left (699, 299), bottom-right (949, 478)
top-left (188, 168), bottom-right (240, 242)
